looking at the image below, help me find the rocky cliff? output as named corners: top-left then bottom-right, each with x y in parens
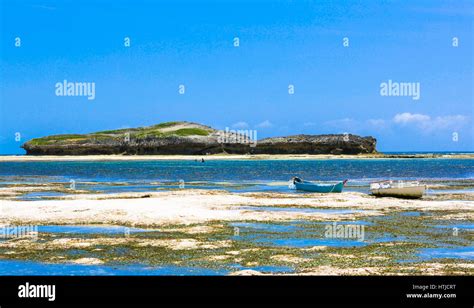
top-left (255, 134), bottom-right (377, 155)
top-left (22, 121), bottom-right (377, 155)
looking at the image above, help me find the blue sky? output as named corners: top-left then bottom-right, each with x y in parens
top-left (0, 0), bottom-right (472, 154)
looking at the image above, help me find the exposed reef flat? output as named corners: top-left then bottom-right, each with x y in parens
top-left (0, 190), bottom-right (473, 275)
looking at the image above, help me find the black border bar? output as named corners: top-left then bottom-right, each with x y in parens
top-left (0, 276), bottom-right (472, 306)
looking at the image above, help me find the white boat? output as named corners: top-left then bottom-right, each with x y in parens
top-left (370, 180), bottom-right (426, 199)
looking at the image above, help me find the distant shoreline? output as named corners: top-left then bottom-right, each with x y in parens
top-left (1, 153), bottom-right (474, 162)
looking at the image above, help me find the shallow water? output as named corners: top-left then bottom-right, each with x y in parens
top-left (433, 223), bottom-right (474, 230)
top-left (240, 206), bottom-right (367, 215)
top-left (37, 225), bottom-right (152, 235)
top-left (231, 220), bottom-right (376, 248)
top-left (400, 211), bottom-right (422, 217)
top-left (251, 237), bottom-right (367, 248)
top-left (0, 260), bottom-right (227, 276)
top-left (1, 208), bottom-right (473, 274)
top-left (230, 264), bottom-right (293, 273)
top-left (419, 246), bottom-right (474, 260)
top-left (20, 191), bottom-right (67, 200)
top-left (1, 159), bottom-right (472, 198)
top-left (230, 222), bottom-right (301, 233)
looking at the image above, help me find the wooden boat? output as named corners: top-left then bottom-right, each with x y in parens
top-left (292, 177), bottom-right (347, 193)
top-left (370, 180), bottom-right (425, 199)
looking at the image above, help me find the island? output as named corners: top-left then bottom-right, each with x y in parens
top-left (21, 121), bottom-right (377, 155)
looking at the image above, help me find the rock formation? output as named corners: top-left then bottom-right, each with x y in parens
top-left (22, 121), bottom-right (377, 155)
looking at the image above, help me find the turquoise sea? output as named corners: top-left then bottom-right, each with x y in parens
top-left (0, 158), bottom-right (473, 199)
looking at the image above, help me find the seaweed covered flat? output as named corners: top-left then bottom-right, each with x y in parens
top-left (0, 190), bottom-right (472, 275)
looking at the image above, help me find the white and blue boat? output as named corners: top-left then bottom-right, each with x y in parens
top-left (292, 177), bottom-right (348, 193)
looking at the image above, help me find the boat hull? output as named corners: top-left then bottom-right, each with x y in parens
top-left (371, 186), bottom-right (425, 199)
top-left (294, 181), bottom-right (345, 193)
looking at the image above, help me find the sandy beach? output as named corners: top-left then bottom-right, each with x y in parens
top-left (1, 153), bottom-right (474, 162)
top-left (1, 190), bottom-right (473, 226)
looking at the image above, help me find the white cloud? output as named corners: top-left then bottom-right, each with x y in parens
top-left (393, 112), bottom-right (469, 133)
top-left (231, 121), bottom-right (249, 129)
top-left (430, 115), bottom-right (469, 129)
top-left (366, 119), bottom-right (386, 127)
top-left (256, 120), bottom-right (273, 128)
top-left (393, 113), bottom-right (430, 124)
top-left (319, 113), bottom-right (469, 135)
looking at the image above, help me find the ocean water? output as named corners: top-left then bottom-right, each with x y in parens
top-left (36, 225), bottom-right (153, 234)
top-left (230, 220), bottom-right (397, 249)
top-left (418, 246), bottom-right (474, 260)
top-left (0, 159), bottom-right (473, 197)
top-left (0, 259), bottom-right (295, 276)
top-left (0, 260), bottom-right (228, 276)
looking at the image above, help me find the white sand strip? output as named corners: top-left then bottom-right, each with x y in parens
top-left (1, 153), bottom-right (473, 162)
top-left (0, 190), bottom-right (472, 226)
